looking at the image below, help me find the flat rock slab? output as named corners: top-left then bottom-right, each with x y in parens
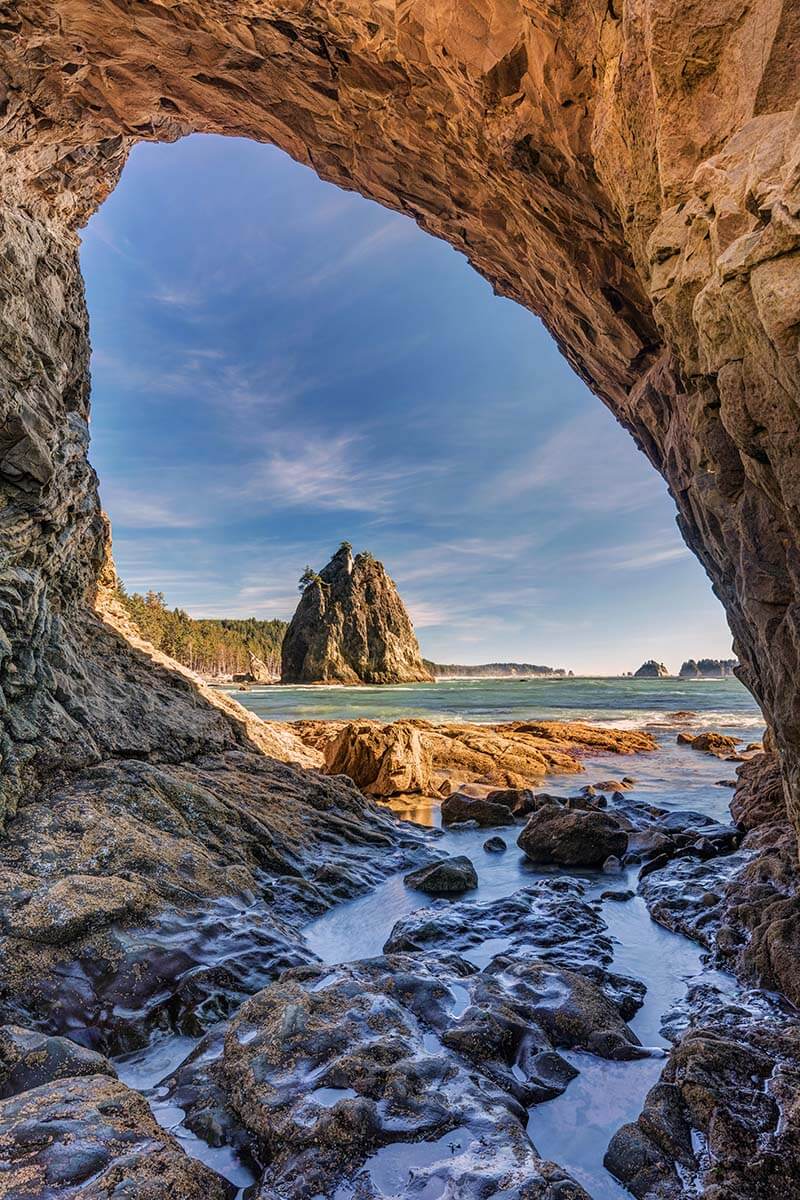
top-left (0, 1074), bottom-right (232, 1200)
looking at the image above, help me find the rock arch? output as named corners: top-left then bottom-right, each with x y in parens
top-left (1, 1), bottom-right (799, 831)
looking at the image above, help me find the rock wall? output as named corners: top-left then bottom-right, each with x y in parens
top-left (0, 2), bottom-right (799, 834)
top-left (281, 546), bottom-right (433, 684)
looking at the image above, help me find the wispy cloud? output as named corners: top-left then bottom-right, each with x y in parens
top-left (222, 432), bottom-right (440, 514)
top-left (100, 487), bottom-right (204, 530)
top-left (297, 217), bottom-right (416, 290)
top-left (566, 534), bottom-right (691, 572)
top-left (483, 410), bottom-right (662, 515)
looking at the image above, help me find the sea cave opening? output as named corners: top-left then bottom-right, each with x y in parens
top-left (81, 133), bottom-right (735, 684)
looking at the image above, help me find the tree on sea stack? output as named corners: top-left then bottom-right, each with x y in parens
top-left (281, 546), bottom-right (434, 685)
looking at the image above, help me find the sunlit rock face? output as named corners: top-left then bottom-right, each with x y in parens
top-left (0, 1), bottom-right (799, 832)
top-left (281, 546), bottom-right (433, 684)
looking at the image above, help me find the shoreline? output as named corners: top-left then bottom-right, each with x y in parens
top-left (206, 673), bottom-right (748, 688)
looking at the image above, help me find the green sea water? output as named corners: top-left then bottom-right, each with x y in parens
top-left (227, 673), bottom-right (762, 731)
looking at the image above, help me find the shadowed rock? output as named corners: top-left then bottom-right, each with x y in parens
top-left (518, 808), bottom-right (629, 866)
top-left (442, 792), bottom-right (517, 827)
top-left (0, 1074), bottom-right (233, 1199)
top-left (404, 855), bottom-right (479, 894)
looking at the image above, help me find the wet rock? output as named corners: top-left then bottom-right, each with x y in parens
top-left (0, 1026), bottom-right (114, 1099)
top-left (602, 855), bottom-right (623, 873)
top-left (0, 894), bottom-right (319, 1056)
top-left (486, 786), bottom-right (536, 815)
top-left (607, 1004), bottom-right (800, 1200)
top-left (404, 855), bottom-right (478, 894)
top-left (441, 792), bottom-right (516, 827)
top-left (482, 958), bottom-right (646, 1061)
top-left (638, 846), bottom-right (753, 947)
top-left (518, 808), bottom-right (628, 866)
top-left (676, 731), bottom-right (741, 755)
top-left (323, 719), bottom-right (433, 796)
top-left (2, 873), bottom-right (150, 944)
top-left (601, 889), bottom-right (635, 902)
top-left (483, 836), bottom-right (507, 853)
top-left (0, 1074), bottom-right (232, 1199)
top-left (0, 755), bottom-right (426, 1050)
top-left (383, 881), bottom-right (645, 1018)
top-left (177, 956), bottom-right (592, 1199)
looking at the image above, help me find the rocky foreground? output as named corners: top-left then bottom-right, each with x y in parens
top-left (0, 697), bottom-right (797, 1199)
top-left (288, 717), bottom-right (658, 795)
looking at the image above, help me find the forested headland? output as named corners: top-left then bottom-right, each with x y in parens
top-left (116, 585), bottom-right (287, 678)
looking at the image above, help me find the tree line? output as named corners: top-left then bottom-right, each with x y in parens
top-left (116, 585), bottom-right (287, 678)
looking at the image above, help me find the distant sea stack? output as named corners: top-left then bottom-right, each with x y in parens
top-left (634, 660), bottom-right (670, 678)
top-left (679, 658), bottom-right (738, 678)
top-left (281, 544), bottom-right (434, 685)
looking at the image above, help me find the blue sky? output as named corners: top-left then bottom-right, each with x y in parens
top-left (81, 134), bottom-right (733, 674)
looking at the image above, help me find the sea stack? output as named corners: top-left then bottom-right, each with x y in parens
top-left (679, 658), bottom-right (738, 678)
top-left (634, 660), bottom-right (670, 678)
top-left (281, 545), bottom-right (434, 685)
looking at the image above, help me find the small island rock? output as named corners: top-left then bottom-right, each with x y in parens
top-left (634, 660), bottom-right (670, 678)
top-left (281, 544), bottom-right (433, 685)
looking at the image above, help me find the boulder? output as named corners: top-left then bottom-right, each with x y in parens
top-left (441, 792), bottom-right (516, 827)
top-left (324, 720), bottom-right (433, 796)
top-left (403, 855), bottom-right (478, 894)
top-left (483, 836), bottom-right (507, 853)
top-left (518, 809), bottom-right (628, 866)
top-left (676, 731), bottom-right (741, 754)
top-left (485, 786), bottom-right (536, 814)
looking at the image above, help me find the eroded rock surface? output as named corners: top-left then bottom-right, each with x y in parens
top-left (606, 1000), bottom-right (800, 1200)
top-left (0, 0), bottom-right (797, 837)
top-left (0, 1073), bottom-right (234, 1199)
top-left (0, 753), bottom-right (427, 1051)
top-left (281, 546), bottom-right (433, 684)
top-left (614, 751), bottom-right (800, 1196)
top-left (294, 717), bottom-right (657, 794)
top-left (169, 935), bottom-right (643, 1197)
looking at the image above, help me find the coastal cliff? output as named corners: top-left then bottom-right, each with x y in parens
top-left (281, 546), bottom-right (433, 685)
top-left (425, 661), bottom-right (568, 679)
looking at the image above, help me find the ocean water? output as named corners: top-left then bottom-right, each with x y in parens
top-left (227, 674), bottom-right (762, 731)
